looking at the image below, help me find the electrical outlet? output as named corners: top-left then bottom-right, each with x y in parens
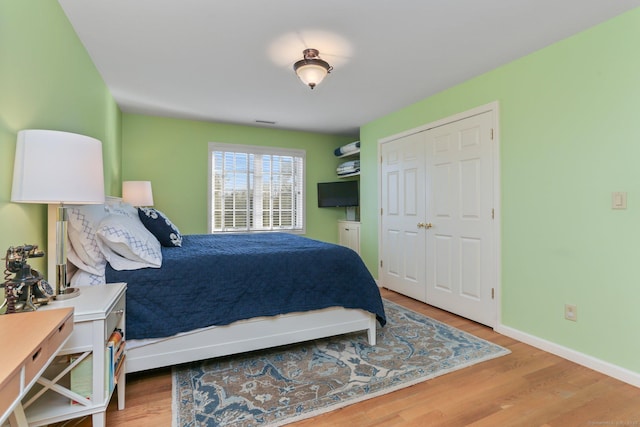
top-left (564, 304), bottom-right (577, 321)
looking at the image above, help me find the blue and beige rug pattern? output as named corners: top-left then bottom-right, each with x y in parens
top-left (173, 299), bottom-right (510, 426)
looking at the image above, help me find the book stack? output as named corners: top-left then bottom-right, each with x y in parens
top-left (69, 328), bottom-right (125, 405)
top-left (107, 328), bottom-right (125, 393)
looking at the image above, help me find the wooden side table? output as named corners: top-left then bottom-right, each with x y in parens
top-left (0, 308), bottom-right (74, 427)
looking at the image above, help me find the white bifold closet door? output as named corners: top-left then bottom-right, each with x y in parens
top-left (380, 110), bottom-right (496, 327)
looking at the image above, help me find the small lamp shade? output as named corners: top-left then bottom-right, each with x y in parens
top-left (122, 181), bottom-right (154, 207)
top-left (11, 130), bottom-right (105, 204)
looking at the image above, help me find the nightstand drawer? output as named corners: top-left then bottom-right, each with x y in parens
top-left (63, 320), bottom-right (92, 352)
top-left (105, 292), bottom-right (125, 339)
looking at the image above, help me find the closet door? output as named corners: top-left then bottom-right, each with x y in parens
top-left (380, 132), bottom-right (427, 302)
top-left (424, 111), bottom-right (495, 326)
top-left (379, 108), bottom-right (497, 327)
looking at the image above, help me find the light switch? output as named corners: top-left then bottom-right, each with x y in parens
top-left (612, 192), bottom-right (627, 210)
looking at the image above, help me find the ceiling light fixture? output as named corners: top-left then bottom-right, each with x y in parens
top-left (293, 48), bottom-right (332, 89)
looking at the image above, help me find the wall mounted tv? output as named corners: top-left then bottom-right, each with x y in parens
top-left (317, 180), bottom-right (359, 207)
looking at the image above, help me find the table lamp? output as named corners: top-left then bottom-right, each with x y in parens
top-left (11, 129), bottom-right (105, 299)
top-left (122, 181), bottom-right (154, 207)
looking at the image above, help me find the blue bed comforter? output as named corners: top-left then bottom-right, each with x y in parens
top-left (106, 233), bottom-right (386, 340)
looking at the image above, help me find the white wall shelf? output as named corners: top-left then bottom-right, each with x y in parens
top-left (337, 149), bottom-right (360, 158)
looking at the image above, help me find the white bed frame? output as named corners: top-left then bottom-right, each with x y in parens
top-left (48, 205), bottom-right (378, 373)
top-left (125, 308), bottom-right (376, 373)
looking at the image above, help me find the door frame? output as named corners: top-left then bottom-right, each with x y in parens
top-left (377, 101), bottom-right (501, 328)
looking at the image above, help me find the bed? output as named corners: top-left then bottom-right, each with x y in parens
top-left (47, 201), bottom-right (386, 373)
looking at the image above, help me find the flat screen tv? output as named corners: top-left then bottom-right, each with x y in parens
top-left (317, 181), bottom-right (359, 207)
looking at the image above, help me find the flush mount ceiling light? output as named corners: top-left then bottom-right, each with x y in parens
top-left (293, 48), bottom-right (333, 89)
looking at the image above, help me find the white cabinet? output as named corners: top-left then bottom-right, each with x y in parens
top-left (338, 220), bottom-right (360, 255)
top-left (22, 283), bottom-right (127, 427)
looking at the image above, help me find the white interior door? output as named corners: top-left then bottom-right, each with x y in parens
top-left (380, 133), bottom-right (427, 302)
top-left (424, 111), bottom-right (495, 326)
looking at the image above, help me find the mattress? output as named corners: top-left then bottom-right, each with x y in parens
top-left (105, 233), bottom-right (386, 340)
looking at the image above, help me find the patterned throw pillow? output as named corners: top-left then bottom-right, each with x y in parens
top-left (138, 208), bottom-right (182, 247)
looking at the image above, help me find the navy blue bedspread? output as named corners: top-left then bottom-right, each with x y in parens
top-left (105, 233), bottom-right (386, 340)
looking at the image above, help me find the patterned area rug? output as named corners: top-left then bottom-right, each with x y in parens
top-left (173, 299), bottom-right (510, 427)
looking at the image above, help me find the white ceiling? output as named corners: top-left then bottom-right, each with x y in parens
top-left (58, 1), bottom-right (639, 137)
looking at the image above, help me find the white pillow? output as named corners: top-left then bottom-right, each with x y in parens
top-left (67, 241), bottom-right (105, 277)
top-left (70, 269), bottom-right (106, 286)
top-left (67, 204), bottom-right (109, 275)
top-left (97, 214), bottom-right (162, 270)
top-left (105, 201), bottom-right (139, 219)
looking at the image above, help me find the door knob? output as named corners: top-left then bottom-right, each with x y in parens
top-left (425, 222), bottom-right (433, 229)
top-left (417, 222), bottom-right (425, 228)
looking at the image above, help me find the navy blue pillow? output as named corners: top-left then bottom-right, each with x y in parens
top-left (138, 208), bottom-right (182, 247)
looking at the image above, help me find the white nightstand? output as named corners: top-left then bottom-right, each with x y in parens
top-left (21, 283), bottom-right (127, 427)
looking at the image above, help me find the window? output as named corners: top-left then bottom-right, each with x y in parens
top-left (208, 143), bottom-right (305, 233)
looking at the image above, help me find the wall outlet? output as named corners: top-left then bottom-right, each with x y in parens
top-left (564, 304), bottom-right (577, 321)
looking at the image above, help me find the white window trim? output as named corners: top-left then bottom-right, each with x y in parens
top-left (208, 142), bottom-right (306, 234)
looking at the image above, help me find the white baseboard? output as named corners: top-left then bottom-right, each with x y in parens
top-left (496, 324), bottom-right (640, 388)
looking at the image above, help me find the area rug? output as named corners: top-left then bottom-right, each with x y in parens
top-left (172, 299), bottom-right (510, 427)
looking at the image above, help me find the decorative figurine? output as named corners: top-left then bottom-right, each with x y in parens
top-left (1, 244), bottom-right (54, 313)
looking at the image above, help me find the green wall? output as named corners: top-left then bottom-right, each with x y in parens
top-left (4, 0), bottom-right (637, 377)
top-left (0, 1), bottom-right (121, 274)
top-left (361, 9), bottom-right (640, 372)
top-left (122, 114), bottom-right (354, 242)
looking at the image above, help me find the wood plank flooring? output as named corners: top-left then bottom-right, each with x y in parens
top-left (57, 288), bottom-right (640, 426)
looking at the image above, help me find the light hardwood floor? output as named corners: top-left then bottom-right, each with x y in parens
top-left (59, 288), bottom-right (640, 426)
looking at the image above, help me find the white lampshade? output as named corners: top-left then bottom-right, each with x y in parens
top-left (122, 181), bottom-right (154, 207)
top-left (11, 130), bottom-right (105, 204)
top-left (11, 129), bottom-right (105, 300)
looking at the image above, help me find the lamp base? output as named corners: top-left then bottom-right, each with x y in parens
top-left (56, 287), bottom-right (80, 300)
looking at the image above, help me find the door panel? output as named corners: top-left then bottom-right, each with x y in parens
top-left (380, 133), bottom-right (426, 302)
top-left (385, 229), bottom-right (400, 277)
top-left (386, 171), bottom-right (399, 215)
top-left (460, 236), bottom-right (481, 299)
top-left (425, 111), bottom-right (494, 326)
top-left (460, 158), bottom-right (481, 218)
top-left (404, 168), bottom-right (418, 216)
top-left (434, 163), bottom-right (452, 218)
top-left (404, 230), bottom-right (421, 282)
top-left (434, 234), bottom-right (452, 292)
